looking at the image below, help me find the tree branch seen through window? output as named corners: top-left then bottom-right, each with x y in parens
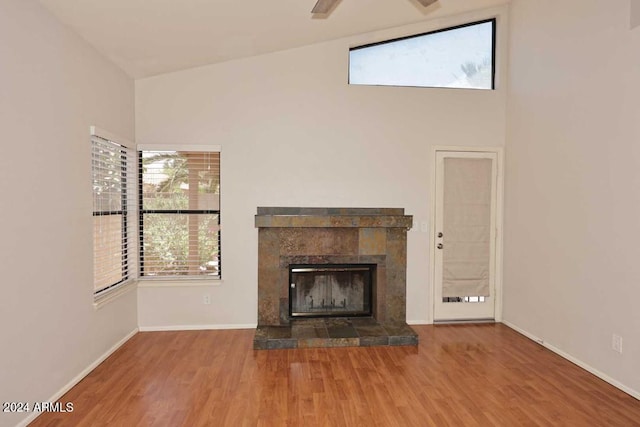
top-left (139, 150), bottom-right (220, 277)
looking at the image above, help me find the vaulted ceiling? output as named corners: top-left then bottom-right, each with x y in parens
top-left (37, 0), bottom-right (508, 79)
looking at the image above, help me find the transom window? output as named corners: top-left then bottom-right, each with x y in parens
top-left (349, 19), bottom-right (496, 90)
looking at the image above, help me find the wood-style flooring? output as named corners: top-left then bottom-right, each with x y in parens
top-left (30, 324), bottom-right (640, 426)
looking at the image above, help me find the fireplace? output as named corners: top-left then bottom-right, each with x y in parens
top-left (289, 264), bottom-right (374, 318)
top-left (254, 207), bottom-right (417, 349)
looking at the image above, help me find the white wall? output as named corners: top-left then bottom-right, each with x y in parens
top-left (135, 6), bottom-right (509, 328)
top-left (0, 1), bottom-right (136, 426)
top-left (505, 0), bottom-right (640, 395)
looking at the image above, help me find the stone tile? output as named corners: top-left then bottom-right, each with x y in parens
top-left (279, 228), bottom-right (359, 256)
top-left (359, 336), bottom-right (389, 347)
top-left (358, 228), bottom-right (387, 256)
top-left (385, 295), bottom-right (407, 324)
top-left (324, 318), bottom-right (351, 328)
top-left (319, 255), bottom-right (360, 264)
top-left (254, 326), bottom-right (269, 340)
top-left (327, 208), bottom-right (347, 215)
top-left (257, 297), bottom-right (279, 326)
top-left (385, 258), bottom-right (406, 282)
top-left (256, 207), bottom-right (406, 216)
top-left (382, 323), bottom-right (418, 338)
top-left (258, 267), bottom-right (280, 296)
top-left (385, 231), bottom-right (407, 319)
top-left (291, 325), bottom-right (329, 339)
top-left (300, 207), bottom-right (327, 215)
top-left (325, 216), bottom-right (349, 227)
top-left (257, 207), bottom-right (301, 215)
top-left (375, 267), bottom-right (387, 323)
top-left (327, 325), bottom-right (358, 339)
top-left (348, 317), bottom-right (378, 327)
top-left (316, 229), bottom-right (358, 255)
top-left (327, 338), bottom-right (360, 347)
top-left (298, 338), bottom-right (331, 348)
top-left (279, 297), bottom-right (290, 325)
top-left (254, 320), bottom-right (415, 350)
top-left (267, 326), bottom-right (293, 339)
top-left (354, 324), bottom-right (388, 337)
top-left (372, 208), bottom-right (405, 215)
top-left (357, 255), bottom-right (386, 264)
top-left (280, 255), bottom-right (306, 268)
top-left (290, 216), bottom-right (325, 228)
top-left (292, 318), bottom-right (326, 327)
top-left (258, 229), bottom-right (279, 265)
top-left (386, 268), bottom-right (406, 296)
top-left (254, 215), bottom-right (273, 227)
top-left (385, 229), bottom-right (407, 270)
top-left (357, 216), bottom-right (382, 228)
top-left (279, 270), bottom-right (289, 299)
top-left (267, 339), bottom-right (298, 350)
top-left (304, 255), bottom-right (334, 265)
top-left (264, 216), bottom-right (294, 227)
top-left (279, 229), bottom-right (305, 255)
top-left (389, 335), bottom-right (419, 346)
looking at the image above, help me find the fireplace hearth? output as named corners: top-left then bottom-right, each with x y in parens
top-left (254, 207), bottom-right (417, 349)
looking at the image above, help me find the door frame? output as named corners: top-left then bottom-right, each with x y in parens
top-left (428, 146), bottom-right (505, 324)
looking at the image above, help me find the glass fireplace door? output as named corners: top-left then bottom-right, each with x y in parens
top-left (289, 265), bottom-right (373, 318)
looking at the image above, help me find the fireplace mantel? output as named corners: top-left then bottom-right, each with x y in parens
top-left (254, 207), bottom-right (416, 349)
top-left (255, 207), bottom-right (413, 229)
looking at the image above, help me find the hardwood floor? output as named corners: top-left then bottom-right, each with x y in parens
top-left (31, 324), bottom-right (640, 426)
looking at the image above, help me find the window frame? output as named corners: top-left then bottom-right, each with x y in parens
top-left (91, 126), bottom-right (137, 304)
top-left (348, 18), bottom-right (497, 90)
top-left (137, 145), bottom-right (222, 281)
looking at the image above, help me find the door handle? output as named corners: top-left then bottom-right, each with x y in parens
top-left (437, 243), bottom-right (443, 249)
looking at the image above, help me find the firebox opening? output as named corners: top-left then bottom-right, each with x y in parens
top-left (289, 264), bottom-right (374, 318)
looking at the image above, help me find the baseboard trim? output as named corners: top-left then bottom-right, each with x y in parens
top-left (407, 320), bottom-right (431, 325)
top-left (434, 318), bottom-right (495, 325)
top-left (17, 328), bottom-right (138, 427)
top-left (502, 320), bottom-right (640, 401)
top-left (138, 324), bottom-right (257, 331)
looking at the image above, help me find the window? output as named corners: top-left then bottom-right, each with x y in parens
top-left (349, 19), bottom-right (496, 90)
top-left (91, 128), bottom-right (135, 296)
top-left (138, 147), bottom-right (221, 278)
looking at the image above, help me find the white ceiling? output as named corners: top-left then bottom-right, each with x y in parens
top-left (37, 0), bottom-right (508, 79)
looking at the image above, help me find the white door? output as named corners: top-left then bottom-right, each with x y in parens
top-left (433, 151), bottom-right (498, 321)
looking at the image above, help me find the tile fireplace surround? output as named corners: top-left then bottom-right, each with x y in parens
top-left (254, 207), bottom-right (418, 349)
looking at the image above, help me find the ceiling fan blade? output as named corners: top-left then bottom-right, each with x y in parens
top-left (415, 0), bottom-right (438, 6)
top-left (312, 0), bottom-right (339, 14)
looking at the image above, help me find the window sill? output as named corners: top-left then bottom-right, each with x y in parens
top-left (137, 278), bottom-right (223, 288)
top-left (93, 280), bottom-right (137, 310)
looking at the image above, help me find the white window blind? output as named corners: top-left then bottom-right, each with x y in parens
top-left (139, 149), bottom-right (221, 278)
top-left (442, 158), bottom-right (492, 298)
top-left (92, 132), bottom-right (136, 295)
